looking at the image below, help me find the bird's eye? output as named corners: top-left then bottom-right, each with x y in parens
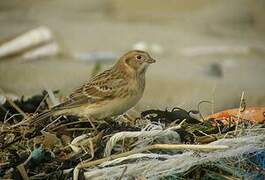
top-left (136, 55), bottom-right (142, 60)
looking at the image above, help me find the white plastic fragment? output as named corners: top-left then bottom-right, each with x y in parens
top-left (6, 94), bottom-right (19, 101)
top-left (0, 95), bottom-right (6, 105)
top-left (70, 134), bottom-right (89, 153)
top-left (104, 123), bottom-right (181, 157)
top-left (21, 42), bottom-right (60, 61)
top-left (45, 88), bottom-right (60, 107)
top-left (0, 93), bottom-right (19, 105)
top-left (0, 26), bottom-right (53, 59)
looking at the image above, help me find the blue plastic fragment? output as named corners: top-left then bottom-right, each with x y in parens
top-left (255, 150), bottom-right (265, 170)
top-left (31, 147), bottom-right (43, 161)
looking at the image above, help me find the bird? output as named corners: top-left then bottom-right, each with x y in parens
top-left (33, 50), bottom-right (156, 124)
top-left (0, 50), bottom-right (156, 149)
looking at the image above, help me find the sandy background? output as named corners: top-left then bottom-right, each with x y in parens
top-left (0, 0), bottom-right (265, 114)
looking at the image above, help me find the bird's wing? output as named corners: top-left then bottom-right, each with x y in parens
top-left (54, 70), bottom-right (127, 110)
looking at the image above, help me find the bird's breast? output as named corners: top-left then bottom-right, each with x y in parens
top-left (80, 92), bottom-right (142, 120)
top-left (71, 76), bottom-right (145, 120)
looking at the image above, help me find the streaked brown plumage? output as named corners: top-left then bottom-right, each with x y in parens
top-left (34, 50), bottom-right (156, 122)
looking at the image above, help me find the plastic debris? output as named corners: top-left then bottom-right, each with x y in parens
top-left (21, 42), bottom-right (60, 61)
top-left (0, 26), bottom-right (60, 61)
top-left (0, 26), bottom-right (53, 59)
top-left (206, 107), bottom-right (265, 125)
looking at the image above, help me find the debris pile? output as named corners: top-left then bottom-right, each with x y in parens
top-left (0, 92), bottom-right (264, 179)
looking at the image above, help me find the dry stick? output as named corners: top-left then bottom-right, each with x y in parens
top-left (46, 88), bottom-right (60, 107)
top-left (66, 128), bottom-right (94, 132)
top-left (3, 109), bottom-right (9, 121)
top-left (9, 93), bottom-right (47, 128)
top-left (118, 166), bottom-right (128, 180)
top-left (0, 162), bottom-right (10, 167)
top-left (211, 84), bottom-right (217, 115)
top-left (210, 85), bottom-right (223, 135)
top-left (17, 164), bottom-right (29, 180)
top-left (73, 144), bottom-right (228, 180)
top-left (6, 97), bottom-right (28, 119)
top-left (42, 116), bottom-right (62, 132)
top-left (197, 135), bottom-right (219, 144)
top-left (34, 93), bottom-right (49, 113)
top-left (0, 104), bottom-right (20, 123)
top-left (4, 113), bottom-right (21, 123)
top-left (234, 91), bottom-right (245, 135)
top-left (198, 100), bottom-right (212, 121)
top-left (10, 115), bottom-right (33, 128)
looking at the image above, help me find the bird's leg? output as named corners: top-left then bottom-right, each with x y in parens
top-left (123, 113), bottom-right (136, 122)
top-left (118, 111), bottom-right (138, 126)
top-left (80, 116), bottom-right (97, 130)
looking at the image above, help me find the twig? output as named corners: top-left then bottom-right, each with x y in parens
top-left (0, 162), bottom-right (10, 167)
top-left (46, 88), bottom-right (60, 107)
top-left (196, 135), bottom-right (219, 144)
top-left (234, 92), bottom-right (245, 135)
top-left (196, 130), bottom-right (215, 138)
top-left (66, 128), bottom-right (94, 132)
top-left (198, 100), bottom-right (212, 121)
top-left (10, 116), bottom-right (32, 128)
top-left (168, 119), bottom-right (186, 130)
top-left (6, 97), bottom-right (28, 119)
top-left (118, 166), bottom-right (128, 180)
top-left (34, 93), bottom-right (48, 113)
top-left (211, 84), bottom-right (216, 115)
top-left (4, 113), bottom-right (21, 123)
top-left (17, 164), bottom-right (29, 180)
top-left (42, 115), bottom-right (61, 131)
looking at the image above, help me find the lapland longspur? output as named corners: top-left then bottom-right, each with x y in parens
top-left (34, 50), bottom-right (156, 122)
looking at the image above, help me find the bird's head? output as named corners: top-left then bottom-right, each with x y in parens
top-left (116, 50), bottom-right (156, 75)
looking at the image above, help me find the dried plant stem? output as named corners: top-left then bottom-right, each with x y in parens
top-left (234, 91), bottom-right (245, 135)
top-left (6, 98), bottom-right (28, 119)
top-left (73, 144), bottom-right (228, 180)
top-left (118, 166), bottom-right (128, 180)
top-left (66, 128), bottom-right (93, 132)
top-left (42, 116), bottom-right (61, 131)
top-left (10, 117), bottom-right (32, 128)
top-left (17, 164), bottom-right (29, 180)
top-left (34, 93), bottom-right (48, 113)
top-left (46, 88), bottom-right (59, 107)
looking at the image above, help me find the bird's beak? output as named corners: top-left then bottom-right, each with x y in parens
top-left (146, 58), bottom-right (156, 64)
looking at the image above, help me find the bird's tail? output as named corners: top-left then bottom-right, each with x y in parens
top-left (1, 109), bottom-right (59, 149)
top-left (31, 109), bottom-right (59, 126)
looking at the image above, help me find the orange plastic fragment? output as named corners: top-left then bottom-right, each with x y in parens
top-left (206, 107), bottom-right (265, 125)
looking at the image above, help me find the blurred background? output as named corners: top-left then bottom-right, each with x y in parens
top-left (0, 0), bottom-right (265, 114)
